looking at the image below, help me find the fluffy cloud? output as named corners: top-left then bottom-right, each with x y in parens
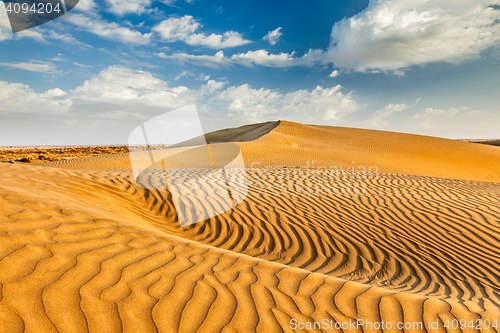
top-left (2, 65), bottom-right (498, 143)
top-left (213, 84), bottom-right (359, 123)
top-left (329, 70), bottom-right (339, 78)
top-left (196, 73), bottom-right (210, 81)
top-left (325, 0), bottom-right (500, 72)
top-left (185, 31), bottom-right (251, 49)
top-left (368, 103), bottom-right (408, 126)
top-left (70, 66), bottom-right (197, 111)
top-left (0, 81), bottom-right (71, 115)
top-left (231, 49), bottom-right (323, 67)
top-left (153, 15), bottom-right (200, 41)
top-left (99, 0), bottom-right (195, 15)
top-left (153, 15), bottom-right (251, 48)
top-left (65, 66), bottom-right (359, 125)
top-left (66, 13), bottom-right (151, 44)
top-left (0, 66), bottom-right (362, 143)
top-left (73, 0), bottom-right (97, 12)
top-left (0, 2), bottom-right (12, 41)
top-left (262, 27), bottom-right (282, 45)
top-left (175, 70), bottom-right (194, 80)
top-left (156, 51), bottom-right (232, 69)
top-left (357, 104), bottom-right (500, 139)
top-left (156, 0), bottom-right (500, 73)
top-left (0, 61), bottom-right (55, 72)
top-left (105, 0), bottom-right (154, 15)
top-left (406, 107), bottom-right (500, 138)
top-left (157, 49), bottom-right (325, 68)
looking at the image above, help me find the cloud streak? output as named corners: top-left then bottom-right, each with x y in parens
top-left (0, 61), bottom-right (56, 72)
top-left (156, 49), bottom-right (325, 68)
top-left (66, 13), bottom-right (151, 44)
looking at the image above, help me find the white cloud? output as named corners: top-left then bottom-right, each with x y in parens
top-left (406, 106), bottom-right (500, 138)
top-left (231, 50), bottom-right (298, 67)
top-left (185, 31), bottom-right (251, 48)
top-left (153, 15), bottom-right (251, 48)
top-left (155, 1), bottom-right (500, 73)
top-left (0, 61), bottom-right (55, 72)
top-left (70, 65), bottom-right (195, 109)
top-left (157, 49), bottom-right (325, 68)
top-left (175, 70), bottom-right (194, 80)
top-left (3, 65), bottom-right (499, 143)
top-left (65, 13), bottom-right (151, 44)
top-left (0, 1), bottom-right (12, 42)
top-left (156, 51), bottom-right (233, 69)
top-left (231, 49), bottom-right (323, 67)
top-left (262, 27), bottom-right (282, 45)
top-left (0, 81), bottom-right (71, 115)
top-left (196, 73), bottom-right (210, 81)
top-left (356, 103), bottom-right (500, 139)
top-left (213, 84), bottom-right (360, 123)
top-left (44, 29), bottom-right (88, 45)
top-left (102, 0), bottom-right (196, 14)
top-left (153, 15), bottom-right (200, 41)
top-left (70, 67), bottom-right (358, 127)
top-left (325, 0), bottom-right (500, 72)
top-left (368, 103), bottom-right (408, 126)
top-left (105, 0), bottom-right (153, 15)
top-left (329, 70), bottom-right (339, 78)
top-left (73, 0), bottom-right (97, 12)
top-left (42, 88), bottom-right (68, 97)
top-left (0, 66), bottom-right (362, 143)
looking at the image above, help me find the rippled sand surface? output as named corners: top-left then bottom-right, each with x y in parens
top-left (0, 121), bottom-right (499, 332)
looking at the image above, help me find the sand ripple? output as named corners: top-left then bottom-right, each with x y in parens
top-left (1, 162), bottom-right (499, 332)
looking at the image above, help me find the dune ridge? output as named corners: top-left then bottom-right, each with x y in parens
top-left (41, 121), bottom-right (500, 184)
top-left (238, 121), bottom-right (500, 183)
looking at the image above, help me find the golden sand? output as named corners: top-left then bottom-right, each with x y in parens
top-left (0, 120), bottom-right (499, 332)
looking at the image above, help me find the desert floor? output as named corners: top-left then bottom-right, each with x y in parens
top-left (0, 120), bottom-right (499, 333)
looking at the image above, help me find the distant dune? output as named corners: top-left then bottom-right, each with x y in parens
top-left (476, 139), bottom-right (500, 147)
top-left (42, 120), bottom-right (500, 183)
top-left (0, 121), bottom-right (499, 332)
top-left (236, 120), bottom-right (500, 183)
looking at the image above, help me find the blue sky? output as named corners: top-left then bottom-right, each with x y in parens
top-left (0, 0), bottom-right (499, 145)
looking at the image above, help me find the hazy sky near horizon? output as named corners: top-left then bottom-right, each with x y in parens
top-left (0, 0), bottom-right (499, 145)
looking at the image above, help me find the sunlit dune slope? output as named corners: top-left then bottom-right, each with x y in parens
top-left (42, 120), bottom-right (500, 183)
top-left (238, 121), bottom-right (500, 183)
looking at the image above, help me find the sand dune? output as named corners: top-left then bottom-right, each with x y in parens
top-left (1, 121), bottom-right (499, 332)
top-left (475, 140), bottom-right (500, 147)
top-left (236, 121), bottom-right (500, 183)
top-left (42, 121), bottom-right (500, 183)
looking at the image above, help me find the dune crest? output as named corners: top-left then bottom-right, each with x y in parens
top-left (239, 120), bottom-right (500, 183)
top-left (42, 120), bottom-right (500, 183)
